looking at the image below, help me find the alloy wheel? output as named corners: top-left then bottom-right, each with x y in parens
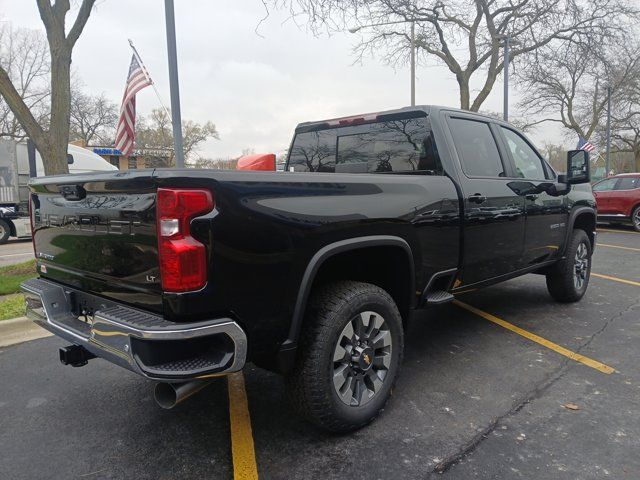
top-left (574, 242), bottom-right (589, 290)
top-left (332, 311), bottom-right (392, 407)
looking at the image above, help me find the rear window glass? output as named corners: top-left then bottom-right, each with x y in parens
top-left (288, 116), bottom-right (442, 174)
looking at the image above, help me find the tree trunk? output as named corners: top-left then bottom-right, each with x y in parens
top-left (44, 44), bottom-right (72, 175)
top-left (458, 76), bottom-right (471, 111)
top-left (635, 148), bottom-right (640, 172)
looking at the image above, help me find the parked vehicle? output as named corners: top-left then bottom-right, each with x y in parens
top-left (592, 173), bottom-right (640, 231)
top-left (21, 106), bottom-right (595, 432)
top-left (0, 140), bottom-right (117, 243)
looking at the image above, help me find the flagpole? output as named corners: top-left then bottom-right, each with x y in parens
top-left (128, 39), bottom-right (172, 122)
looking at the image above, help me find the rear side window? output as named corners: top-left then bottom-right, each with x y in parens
top-left (448, 118), bottom-right (505, 178)
top-left (615, 177), bottom-right (639, 190)
top-left (288, 116), bottom-right (442, 174)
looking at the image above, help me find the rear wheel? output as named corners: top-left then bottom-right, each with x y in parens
top-left (632, 205), bottom-right (640, 232)
top-left (546, 229), bottom-right (592, 302)
top-left (0, 219), bottom-right (10, 244)
top-left (286, 281), bottom-right (403, 432)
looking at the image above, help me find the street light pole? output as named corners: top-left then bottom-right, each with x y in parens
top-left (349, 19), bottom-right (417, 106)
top-left (606, 85), bottom-right (612, 175)
top-left (164, 0), bottom-right (185, 168)
top-left (503, 35), bottom-right (511, 122)
top-left (410, 21), bottom-right (415, 106)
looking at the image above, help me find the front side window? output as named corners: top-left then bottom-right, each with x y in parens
top-left (501, 127), bottom-right (547, 180)
top-left (615, 177), bottom-right (640, 190)
top-left (593, 178), bottom-right (617, 191)
top-left (449, 118), bottom-right (504, 178)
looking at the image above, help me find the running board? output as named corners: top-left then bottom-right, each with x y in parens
top-left (424, 290), bottom-right (454, 305)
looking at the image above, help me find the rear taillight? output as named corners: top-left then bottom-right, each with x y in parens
top-left (156, 188), bottom-right (214, 292)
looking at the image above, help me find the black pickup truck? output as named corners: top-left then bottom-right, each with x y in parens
top-left (22, 106), bottom-right (596, 432)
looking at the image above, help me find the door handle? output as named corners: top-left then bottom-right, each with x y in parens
top-left (468, 193), bottom-right (487, 204)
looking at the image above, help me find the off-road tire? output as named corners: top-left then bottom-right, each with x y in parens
top-left (285, 280), bottom-right (404, 433)
top-left (0, 219), bottom-right (10, 244)
top-left (546, 229), bottom-right (592, 303)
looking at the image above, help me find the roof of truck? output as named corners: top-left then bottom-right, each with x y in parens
top-left (294, 105), bottom-right (503, 132)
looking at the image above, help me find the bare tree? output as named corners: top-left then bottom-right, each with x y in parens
top-left (0, 24), bottom-right (50, 140)
top-left (0, 0), bottom-right (96, 175)
top-left (136, 108), bottom-right (220, 164)
top-left (269, 0), bottom-right (636, 111)
top-left (609, 69), bottom-right (640, 172)
top-left (69, 86), bottom-right (118, 145)
top-left (518, 38), bottom-right (640, 143)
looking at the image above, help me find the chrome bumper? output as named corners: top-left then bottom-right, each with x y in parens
top-left (21, 278), bottom-right (247, 381)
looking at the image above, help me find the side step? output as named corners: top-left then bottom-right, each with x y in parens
top-left (424, 290), bottom-right (454, 305)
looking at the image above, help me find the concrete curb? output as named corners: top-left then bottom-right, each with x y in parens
top-left (0, 316), bottom-right (52, 348)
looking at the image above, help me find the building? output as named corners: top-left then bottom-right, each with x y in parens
top-left (71, 142), bottom-right (174, 170)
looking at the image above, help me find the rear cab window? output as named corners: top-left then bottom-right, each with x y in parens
top-left (287, 113), bottom-right (443, 175)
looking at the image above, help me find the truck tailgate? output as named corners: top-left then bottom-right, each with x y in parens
top-left (30, 172), bottom-right (162, 313)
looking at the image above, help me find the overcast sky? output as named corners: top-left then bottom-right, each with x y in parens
top-left (1, 0), bottom-right (565, 160)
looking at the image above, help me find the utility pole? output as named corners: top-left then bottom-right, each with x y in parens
top-left (410, 21), bottom-right (415, 106)
top-left (164, 0), bottom-right (185, 168)
top-left (606, 85), bottom-right (612, 175)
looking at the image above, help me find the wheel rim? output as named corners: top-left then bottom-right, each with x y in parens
top-left (574, 242), bottom-right (589, 290)
top-left (0, 223), bottom-right (6, 238)
top-left (634, 209), bottom-right (640, 229)
top-left (332, 311), bottom-right (392, 407)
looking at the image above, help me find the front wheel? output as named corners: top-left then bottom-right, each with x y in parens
top-left (0, 219), bottom-right (10, 244)
top-left (632, 205), bottom-right (640, 232)
top-left (546, 229), bottom-right (592, 302)
top-left (286, 281), bottom-right (404, 432)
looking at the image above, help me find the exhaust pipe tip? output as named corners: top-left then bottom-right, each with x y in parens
top-left (154, 380), bottom-right (211, 409)
top-left (154, 382), bottom-right (180, 409)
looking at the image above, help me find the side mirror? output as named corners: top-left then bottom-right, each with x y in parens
top-left (67, 154), bottom-right (74, 165)
top-left (566, 150), bottom-right (590, 184)
top-left (236, 153), bottom-right (276, 171)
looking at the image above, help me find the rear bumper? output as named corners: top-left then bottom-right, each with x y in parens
top-left (20, 278), bottom-right (247, 381)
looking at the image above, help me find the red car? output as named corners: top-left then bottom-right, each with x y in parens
top-left (592, 173), bottom-right (640, 231)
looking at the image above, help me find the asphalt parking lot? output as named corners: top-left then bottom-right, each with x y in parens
top-left (1, 227), bottom-right (639, 480)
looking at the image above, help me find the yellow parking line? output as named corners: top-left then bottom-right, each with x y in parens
top-left (227, 372), bottom-right (259, 480)
top-left (597, 228), bottom-right (640, 235)
top-left (592, 273), bottom-right (640, 287)
top-left (598, 243), bottom-right (640, 253)
top-left (453, 300), bottom-right (615, 374)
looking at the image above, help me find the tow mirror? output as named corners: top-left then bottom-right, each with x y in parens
top-left (566, 150), bottom-right (590, 185)
top-left (236, 153), bottom-right (276, 171)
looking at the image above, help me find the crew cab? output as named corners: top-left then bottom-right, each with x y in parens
top-left (22, 106), bottom-right (596, 432)
top-left (592, 173), bottom-right (640, 231)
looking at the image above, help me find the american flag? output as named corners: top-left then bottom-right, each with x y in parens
top-left (577, 137), bottom-right (597, 153)
top-left (115, 55), bottom-right (152, 156)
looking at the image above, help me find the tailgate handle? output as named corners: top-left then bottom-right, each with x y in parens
top-left (60, 185), bottom-right (86, 201)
